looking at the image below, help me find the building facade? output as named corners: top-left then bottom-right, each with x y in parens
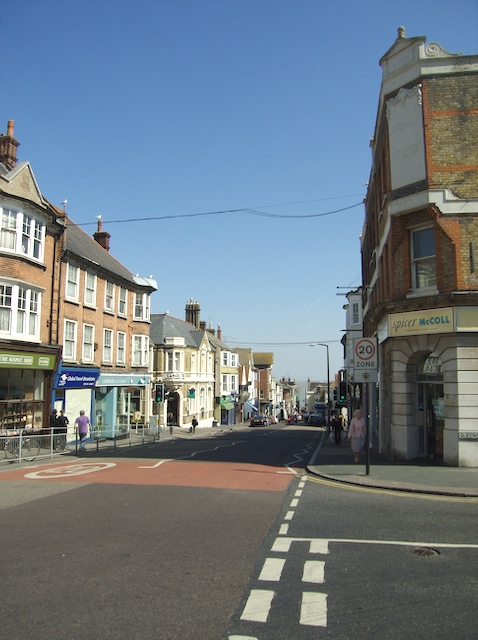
top-left (362, 29), bottom-right (478, 466)
top-left (150, 308), bottom-right (215, 430)
top-left (0, 121), bottom-right (63, 434)
top-left (56, 217), bottom-right (157, 439)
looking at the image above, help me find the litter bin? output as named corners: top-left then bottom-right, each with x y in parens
top-left (212, 420), bottom-right (218, 428)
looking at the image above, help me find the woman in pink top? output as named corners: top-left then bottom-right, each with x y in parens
top-left (348, 409), bottom-right (366, 463)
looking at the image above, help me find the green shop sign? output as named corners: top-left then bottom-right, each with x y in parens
top-left (0, 351), bottom-right (56, 370)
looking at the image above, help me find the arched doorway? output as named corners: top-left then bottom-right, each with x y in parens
top-left (166, 391), bottom-right (180, 426)
top-left (416, 352), bottom-right (444, 459)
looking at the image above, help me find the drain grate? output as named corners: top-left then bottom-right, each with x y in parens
top-left (411, 547), bottom-right (440, 557)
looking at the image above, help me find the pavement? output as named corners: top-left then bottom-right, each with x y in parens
top-left (306, 428), bottom-right (478, 498)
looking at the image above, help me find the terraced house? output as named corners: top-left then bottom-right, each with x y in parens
top-left (0, 121), bottom-right (157, 441)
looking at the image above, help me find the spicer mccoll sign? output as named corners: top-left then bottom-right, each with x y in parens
top-left (388, 307), bottom-right (454, 337)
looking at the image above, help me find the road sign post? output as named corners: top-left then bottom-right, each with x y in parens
top-left (353, 338), bottom-right (378, 476)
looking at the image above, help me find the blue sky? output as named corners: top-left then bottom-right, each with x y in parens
top-left (7, 0), bottom-right (477, 382)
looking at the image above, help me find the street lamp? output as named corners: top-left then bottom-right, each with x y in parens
top-left (310, 343), bottom-right (331, 430)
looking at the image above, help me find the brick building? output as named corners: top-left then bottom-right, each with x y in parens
top-left (362, 28), bottom-right (478, 466)
top-left (0, 121), bottom-right (157, 440)
top-left (0, 121), bottom-right (63, 433)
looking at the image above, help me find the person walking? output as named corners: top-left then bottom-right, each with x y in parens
top-left (75, 410), bottom-right (91, 453)
top-left (191, 416), bottom-right (198, 433)
top-left (347, 409), bottom-right (366, 462)
top-left (57, 409), bottom-right (69, 451)
top-left (332, 412), bottom-right (342, 446)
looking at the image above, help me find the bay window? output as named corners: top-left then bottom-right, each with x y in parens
top-left (1, 207), bottom-right (44, 260)
top-left (0, 283), bottom-right (40, 339)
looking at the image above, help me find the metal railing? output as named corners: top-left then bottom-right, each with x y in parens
top-left (0, 423), bottom-right (166, 465)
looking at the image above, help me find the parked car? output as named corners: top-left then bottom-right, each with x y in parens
top-left (287, 414), bottom-right (298, 424)
top-left (308, 405), bottom-right (327, 426)
top-left (268, 415), bottom-right (278, 424)
top-left (250, 415), bottom-right (268, 427)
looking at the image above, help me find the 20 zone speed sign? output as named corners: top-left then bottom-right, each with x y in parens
top-left (354, 338), bottom-right (378, 382)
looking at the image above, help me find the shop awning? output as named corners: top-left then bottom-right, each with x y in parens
top-left (222, 402), bottom-right (234, 410)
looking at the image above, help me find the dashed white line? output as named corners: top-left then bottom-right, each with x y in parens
top-left (300, 592), bottom-right (327, 626)
top-left (240, 589), bottom-right (275, 622)
top-left (290, 498), bottom-right (299, 507)
top-left (279, 523), bottom-right (289, 535)
top-left (302, 560), bottom-right (325, 584)
top-left (284, 510), bottom-right (295, 521)
top-left (294, 489), bottom-right (303, 497)
top-left (258, 558), bottom-right (286, 582)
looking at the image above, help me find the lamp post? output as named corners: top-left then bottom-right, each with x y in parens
top-left (310, 343), bottom-right (331, 431)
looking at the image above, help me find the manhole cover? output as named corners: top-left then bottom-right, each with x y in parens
top-left (411, 547), bottom-right (440, 557)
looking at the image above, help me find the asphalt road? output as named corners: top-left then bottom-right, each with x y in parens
top-left (2, 426), bottom-right (476, 640)
top-left (0, 426), bottom-right (316, 640)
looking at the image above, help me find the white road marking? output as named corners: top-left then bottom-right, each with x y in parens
top-left (271, 536), bottom-right (478, 553)
top-left (302, 560), bottom-right (325, 584)
top-left (229, 636), bottom-right (258, 640)
top-left (279, 524), bottom-right (289, 535)
top-left (290, 498), bottom-right (299, 507)
top-left (271, 537), bottom-right (330, 554)
top-left (24, 463), bottom-right (116, 479)
top-left (240, 589), bottom-right (275, 622)
top-left (258, 558), bottom-right (286, 582)
top-left (300, 592), bottom-right (327, 626)
top-left (294, 489), bottom-right (303, 497)
top-left (284, 510), bottom-right (295, 521)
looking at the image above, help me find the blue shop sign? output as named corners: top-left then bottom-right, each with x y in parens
top-left (97, 374), bottom-right (151, 387)
top-left (55, 367), bottom-right (101, 389)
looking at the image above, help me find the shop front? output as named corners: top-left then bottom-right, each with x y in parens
top-left (219, 396), bottom-right (235, 425)
top-left (0, 345), bottom-right (60, 434)
top-left (95, 373), bottom-right (151, 439)
top-left (379, 306), bottom-right (478, 467)
top-left (53, 364), bottom-right (100, 441)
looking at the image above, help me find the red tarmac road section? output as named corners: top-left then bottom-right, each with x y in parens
top-left (0, 459), bottom-right (295, 491)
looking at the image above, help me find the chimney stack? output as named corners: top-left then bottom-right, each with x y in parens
top-left (217, 325), bottom-right (222, 341)
top-left (185, 299), bottom-right (201, 329)
top-left (0, 120), bottom-right (20, 171)
top-left (93, 216), bottom-right (111, 251)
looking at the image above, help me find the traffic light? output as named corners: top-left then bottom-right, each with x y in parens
top-left (154, 383), bottom-right (164, 402)
top-left (339, 381), bottom-right (346, 402)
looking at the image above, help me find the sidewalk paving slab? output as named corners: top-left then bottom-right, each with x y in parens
top-left (306, 430), bottom-right (478, 498)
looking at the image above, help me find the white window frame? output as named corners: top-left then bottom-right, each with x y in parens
top-left (411, 227), bottom-right (437, 290)
top-left (118, 287), bottom-right (127, 316)
top-left (132, 335), bottom-right (149, 367)
top-left (352, 303), bottom-right (359, 325)
top-left (105, 281), bottom-right (115, 312)
top-left (103, 329), bottom-right (113, 363)
top-left (134, 292), bottom-right (150, 321)
top-left (66, 263), bottom-right (79, 301)
top-left (84, 271), bottom-right (97, 307)
top-left (0, 207), bottom-right (45, 261)
top-left (0, 283), bottom-right (40, 340)
top-left (82, 324), bottom-right (95, 362)
top-left (117, 331), bottom-right (126, 364)
top-left (64, 320), bottom-right (77, 361)
top-left (231, 353), bottom-right (237, 367)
